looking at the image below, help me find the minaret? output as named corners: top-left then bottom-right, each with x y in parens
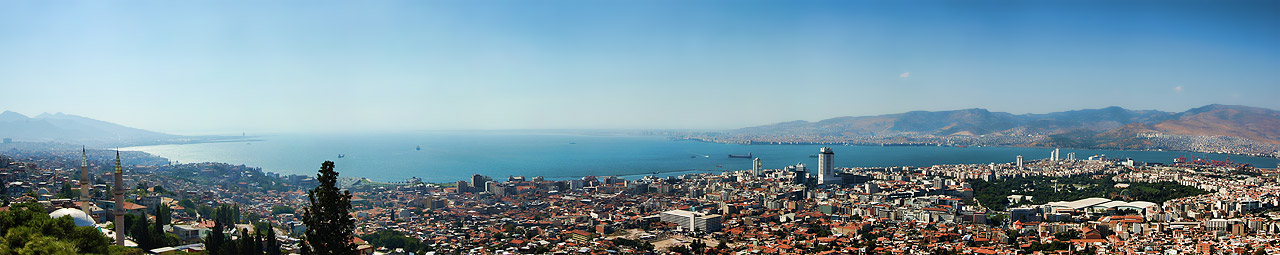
top-left (80, 146), bottom-right (90, 201)
top-left (113, 150), bottom-right (125, 246)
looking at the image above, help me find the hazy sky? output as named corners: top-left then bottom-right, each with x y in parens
top-left (1, 0), bottom-right (1277, 135)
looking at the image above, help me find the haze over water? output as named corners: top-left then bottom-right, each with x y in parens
top-left (123, 132), bottom-right (1280, 183)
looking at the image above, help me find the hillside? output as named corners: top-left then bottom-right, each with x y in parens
top-left (727, 105), bottom-right (1280, 152)
top-left (0, 111), bottom-right (180, 145)
top-left (1155, 105), bottom-right (1280, 145)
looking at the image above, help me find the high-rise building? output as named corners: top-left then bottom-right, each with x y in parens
top-left (471, 174), bottom-right (486, 192)
top-left (1050, 148), bottom-right (1060, 161)
top-left (455, 180), bottom-right (468, 193)
top-left (80, 146), bottom-right (90, 201)
top-left (1016, 155), bottom-right (1023, 169)
top-left (752, 158), bottom-right (763, 177)
top-left (817, 147), bottom-right (841, 185)
top-left (112, 150), bottom-right (125, 246)
top-left (1067, 152), bottom-right (1075, 161)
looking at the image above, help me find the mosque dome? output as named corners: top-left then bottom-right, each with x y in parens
top-left (49, 208), bottom-right (96, 227)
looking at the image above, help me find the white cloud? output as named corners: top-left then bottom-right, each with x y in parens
top-left (899, 72), bottom-right (910, 78)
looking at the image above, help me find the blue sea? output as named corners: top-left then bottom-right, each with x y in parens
top-left (122, 132), bottom-right (1279, 183)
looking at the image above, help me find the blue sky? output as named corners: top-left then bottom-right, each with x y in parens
top-left (1, 0), bottom-right (1277, 134)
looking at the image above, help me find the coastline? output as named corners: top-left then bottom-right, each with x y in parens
top-left (112, 133), bottom-right (1278, 185)
top-left (675, 136), bottom-right (1280, 159)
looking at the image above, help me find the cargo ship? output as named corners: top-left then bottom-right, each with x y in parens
top-left (728, 153), bottom-right (753, 158)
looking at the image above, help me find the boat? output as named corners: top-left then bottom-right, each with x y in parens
top-left (691, 155), bottom-right (697, 158)
top-left (416, 146), bottom-right (421, 151)
top-left (338, 154), bottom-right (345, 158)
top-left (728, 153), bottom-right (753, 158)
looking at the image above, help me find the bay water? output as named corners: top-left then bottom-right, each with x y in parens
top-left (123, 131), bottom-right (1279, 183)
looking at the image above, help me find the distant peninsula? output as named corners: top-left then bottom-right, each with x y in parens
top-left (0, 111), bottom-right (245, 148)
top-left (671, 104), bottom-right (1280, 158)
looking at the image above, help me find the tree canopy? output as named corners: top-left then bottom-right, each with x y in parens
top-left (302, 161), bottom-right (357, 255)
top-left (0, 202), bottom-right (109, 254)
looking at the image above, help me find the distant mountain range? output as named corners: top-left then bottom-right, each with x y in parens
top-left (726, 104), bottom-right (1280, 154)
top-left (0, 111), bottom-right (182, 146)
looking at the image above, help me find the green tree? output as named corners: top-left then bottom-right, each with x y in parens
top-left (205, 205), bottom-right (238, 255)
top-left (129, 213), bottom-right (152, 250)
top-left (150, 206), bottom-right (177, 248)
top-left (238, 228), bottom-right (261, 255)
top-left (1053, 230), bottom-right (1080, 241)
top-left (271, 205), bottom-right (295, 215)
top-left (15, 235), bottom-right (77, 255)
top-left (266, 225), bottom-right (281, 255)
top-left (0, 202), bottom-right (108, 254)
top-left (179, 199), bottom-right (197, 216)
top-left (301, 161), bottom-right (357, 255)
top-left (197, 205), bottom-right (214, 219)
top-left (56, 182), bottom-right (79, 199)
top-left (690, 239), bottom-right (706, 254)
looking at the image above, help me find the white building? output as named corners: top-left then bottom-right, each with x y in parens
top-left (817, 147), bottom-right (841, 185)
top-left (752, 157), bottom-right (763, 177)
top-left (659, 210), bottom-right (722, 232)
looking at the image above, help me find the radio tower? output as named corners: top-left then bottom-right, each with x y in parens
top-left (80, 146), bottom-right (90, 201)
top-left (113, 150), bottom-right (125, 246)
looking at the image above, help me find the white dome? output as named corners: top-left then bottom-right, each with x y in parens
top-left (49, 208), bottom-right (96, 227)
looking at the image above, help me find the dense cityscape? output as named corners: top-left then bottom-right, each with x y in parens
top-left (2, 1), bottom-right (1278, 254)
top-left (3, 142), bottom-right (1278, 254)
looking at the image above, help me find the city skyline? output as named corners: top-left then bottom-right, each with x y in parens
top-left (1, 0), bottom-right (1277, 135)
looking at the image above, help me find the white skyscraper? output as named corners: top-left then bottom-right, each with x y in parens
top-left (1016, 155), bottom-right (1023, 169)
top-left (817, 147), bottom-right (841, 185)
top-left (1050, 148), bottom-right (1060, 161)
top-left (752, 157), bottom-right (763, 176)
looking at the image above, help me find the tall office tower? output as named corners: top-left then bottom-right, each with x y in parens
top-left (1050, 148), bottom-right (1060, 161)
top-left (817, 147), bottom-right (841, 185)
top-left (471, 174), bottom-right (485, 192)
top-left (113, 150), bottom-right (125, 246)
top-left (80, 146), bottom-right (90, 201)
top-left (1016, 155), bottom-right (1023, 169)
top-left (752, 158), bottom-right (763, 176)
top-left (1067, 152), bottom-right (1075, 161)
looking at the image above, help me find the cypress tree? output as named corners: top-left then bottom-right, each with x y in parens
top-left (266, 224), bottom-right (281, 255)
top-left (130, 213), bottom-right (153, 249)
top-left (301, 161), bottom-right (357, 255)
top-left (206, 205), bottom-right (230, 255)
top-left (239, 228), bottom-right (261, 255)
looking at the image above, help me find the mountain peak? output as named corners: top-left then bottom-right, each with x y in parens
top-left (0, 111), bottom-right (31, 122)
top-left (33, 112), bottom-right (71, 119)
top-left (0, 111), bottom-right (177, 144)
